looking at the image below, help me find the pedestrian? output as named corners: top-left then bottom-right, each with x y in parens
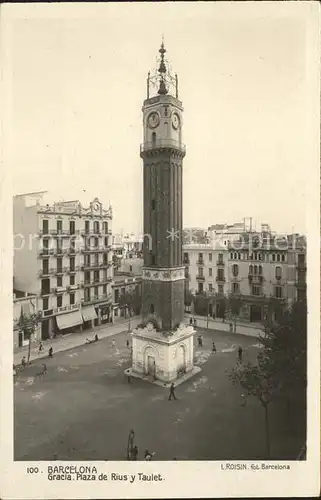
top-left (145, 450), bottom-right (155, 460)
top-left (197, 336), bottom-right (201, 347)
top-left (132, 445), bottom-right (138, 460)
top-left (238, 345), bottom-right (243, 363)
top-left (127, 372), bottom-right (131, 383)
top-left (126, 339), bottom-right (130, 348)
top-left (95, 333), bottom-right (99, 342)
top-left (42, 363), bottom-right (47, 375)
top-left (193, 318), bottom-right (197, 327)
top-left (212, 341), bottom-right (216, 354)
top-left (168, 382), bottom-right (177, 401)
top-left (48, 347), bottom-right (53, 358)
top-left (229, 322), bottom-right (233, 333)
top-left (199, 335), bottom-right (203, 347)
top-left (38, 342), bottom-right (43, 354)
top-left (189, 317), bottom-right (193, 326)
top-left (21, 356), bottom-right (26, 368)
top-left (111, 340), bottom-right (115, 348)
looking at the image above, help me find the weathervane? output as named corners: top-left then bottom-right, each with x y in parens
top-left (146, 39), bottom-right (179, 100)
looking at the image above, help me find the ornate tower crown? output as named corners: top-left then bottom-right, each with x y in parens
top-left (147, 39), bottom-right (179, 100)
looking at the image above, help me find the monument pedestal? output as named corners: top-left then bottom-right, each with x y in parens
top-left (129, 322), bottom-right (198, 384)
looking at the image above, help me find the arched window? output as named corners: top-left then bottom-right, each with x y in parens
top-left (152, 132), bottom-right (156, 147)
top-left (249, 265), bottom-right (253, 275)
top-left (232, 264), bottom-right (239, 277)
top-left (272, 254), bottom-right (276, 262)
top-left (258, 265), bottom-right (262, 275)
top-left (277, 254), bottom-right (280, 262)
top-left (254, 265), bottom-right (258, 275)
top-left (230, 253), bottom-right (233, 260)
top-left (238, 252), bottom-right (241, 260)
top-left (234, 252), bottom-right (237, 260)
top-left (281, 254), bottom-right (285, 262)
top-left (275, 266), bottom-right (282, 279)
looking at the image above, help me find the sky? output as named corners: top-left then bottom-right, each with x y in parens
top-left (6, 2), bottom-right (316, 235)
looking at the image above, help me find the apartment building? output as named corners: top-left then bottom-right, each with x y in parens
top-left (13, 193), bottom-right (113, 340)
top-left (183, 231), bottom-right (307, 323)
top-left (183, 243), bottom-right (229, 296)
top-left (13, 292), bottom-right (40, 347)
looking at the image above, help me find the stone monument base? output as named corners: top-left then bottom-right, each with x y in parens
top-left (128, 322), bottom-right (198, 384)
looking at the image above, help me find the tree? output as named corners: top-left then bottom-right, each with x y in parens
top-left (184, 289), bottom-right (194, 313)
top-left (259, 299), bottom-right (307, 417)
top-left (118, 288), bottom-right (142, 331)
top-left (18, 308), bottom-right (42, 363)
top-left (226, 293), bottom-right (244, 331)
top-left (230, 299), bottom-right (307, 456)
top-left (230, 351), bottom-right (280, 457)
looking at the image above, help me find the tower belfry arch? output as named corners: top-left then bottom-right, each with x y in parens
top-left (127, 41), bottom-right (199, 385)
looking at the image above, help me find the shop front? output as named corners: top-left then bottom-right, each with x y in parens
top-left (81, 305), bottom-right (98, 330)
top-left (55, 310), bottom-right (83, 334)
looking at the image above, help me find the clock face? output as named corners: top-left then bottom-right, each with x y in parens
top-left (172, 113), bottom-right (180, 130)
top-left (147, 112), bottom-right (160, 129)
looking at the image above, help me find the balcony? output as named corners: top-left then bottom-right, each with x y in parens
top-left (40, 290), bottom-right (51, 297)
top-left (38, 249), bottom-right (55, 257)
top-left (216, 276), bottom-right (226, 283)
top-left (50, 229), bottom-right (71, 237)
top-left (248, 275), bottom-right (263, 285)
top-left (82, 293), bottom-right (112, 306)
top-left (53, 303), bottom-right (80, 315)
top-left (56, 268), bottom-right (64, 275)
top-left (38, 269), bottom-right (51, 278)
top-left (196, 275), bottom-right (205, 281)
top-left (196, 260), bottom-right (204, 266)
top-left (217, 260), bottom-right (225, 266)
top-left (140, 139), bottom-right (186, 156)
top-left (183, 259), bottom-right (190, 265)
top-left (83, 263), bottom-right (101, 270)
top-left (81, 246), bottom-right (109, 254)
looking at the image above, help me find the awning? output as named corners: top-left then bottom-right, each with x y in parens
top-left (56, 310), bottom-right (83, 330)
top-left (81, 306), bottom-right (97, 322)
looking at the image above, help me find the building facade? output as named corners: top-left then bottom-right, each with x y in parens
top-left (13, 292), bottom-right (41, 348)
top-left (13, 193), bottom-right (113, 340)
top-left (183, 230), bottom-right (307, 323)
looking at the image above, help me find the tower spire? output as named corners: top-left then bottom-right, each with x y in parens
top-left (158, 39), bottom-right (168, 95)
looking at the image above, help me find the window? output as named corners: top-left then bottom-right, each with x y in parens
top-left (43, 238), bottom-right (49, 250)
top-left (218, 285), bottom-right (224, 294)
top-left (104, 236), bottom-right (108, 248)
top-left (57, 258), bottom-right (63, 272)
top-left (237, 253), bottom-right (241, 260)
top-left (209, 268), bottom-right (212, 277)
top-left (42, 259), bottom-right (49, 274)
top-left (103, 253), bottom-right (108, 265)
top-left (94, 271), bottom-right (99, 282)
top-left (232, 282), bottom-right (239, 294)
top-left (150, 304), bottom-right (155, 314)
top-left (298, 254), bottom-right (305, 265)
top-left (254, 265), bottom-right (258, 275)
top-left (70, 275), bottom-right (75, 285)
top-left (69, 221), bottom-right (75, 235)
top-left (94, 254), bottom-right (99, 266)
top-left (277, 254), bottom-right (280, 262)
top-left (42, 219), bottom-right (49, 233)
top-left (121, 287), bottom-right (125, 296)
top-left (57, 295), bottom-right (62, 307)
top-left (198, 267), bottom-right (203, 277)
top-left (115, 289), bottom-right (119, 303)
top-left (230, 253), bottom-right (233, 260)
top-left (85, 271), bottom-right (90, 284)
top-left (234, 253), bottom-right (237, 260)
top-left (217, 268), bottom-right (225, 280)
top-left (252, 285), bottom-right (262, 296)
top-left (258, 265), bottom-right (262, 275)
top-left (209, 253), bottom-right (212, 262)
top-left (129, 265), bottom-right (133, 272)
top-left (57, 220), bottom-right (62, 232)
top-left (70, 257), bottom-right (75, 271)
top-left (57, 276), bottom-right (62, 287)
top-left (218, 253), bottom-right (224, 263)
top-left (275, 266), bottom-right (282, 279)
top-left (281, 254), bottom-right (285, 262)
top-left (103, 222), bottom-right (108, 233)
top-left (209, 284), bottom-right (213, 292)
top-left (232, 264), bottom-right (238, 277)
top-left (42, 298), bottom-right (49, 310)
top-left (272, 254), bottom-right (276, 262)
top-left (94, 286), bottom-right (99, 298)
top-left (151, 199), bottom-right (156, 210)
top-left (183, 252), bottom-right (189, 264)
top-left (70, 293), bottom-right (75, 305)
top-left (151, 255), bottom-right (156, 265)
top-left (103, 285), bottom-right (107, 294)
top-left (85, 221), bottom-right (90, 234)
top-left (258, 253), bottom-right (262, 260)
top-left (198, 282), bottom-right (204, 293)
top-left (275, 286), bottom-right (283, 298)
top-left (249, 265), bottom-right (253, 275)
top-left (198, 253), bottom-right (203, 263)
top-left (85, 289), bottom-right (90, 302)
top-left (94, 221), bottom-right (100, 234)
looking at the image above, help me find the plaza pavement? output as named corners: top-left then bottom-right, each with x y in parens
top-left (14, 328), bottom-right (305, 461)
top-left (14, 314), bottom-right (262, 366)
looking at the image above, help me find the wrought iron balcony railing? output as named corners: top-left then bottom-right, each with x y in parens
top-left (140, 139), bottom-right (186, 155)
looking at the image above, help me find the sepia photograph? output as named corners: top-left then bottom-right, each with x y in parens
top-left (1, 1), bottom-right (320, 498)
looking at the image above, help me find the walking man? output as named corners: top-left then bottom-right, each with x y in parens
top-left (126, 339), bottom-right (130, 348)
top-left (212, 341), bottom-right (217, 353)
top-left (132, 445), bottom-right (138, 460)
top-left (38, 342), bottom-right (43, 354)
top-left (21, 356), bottom-right (26, 368)
top-left (48, 347), bottom-right (53, 359)
top-left (168, 382), bottom-right (177, 401)
top-left (238, 345), bottom-right (243, 363)
top-left (189, 317), bottom-right (193, 326)
top-left (127, 372), bottom-right (131, 384)
top-left (193, 318), bottom-right (197, 328)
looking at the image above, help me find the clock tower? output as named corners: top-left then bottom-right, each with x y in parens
top-left (129, 42), bottom-right (198, 384)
